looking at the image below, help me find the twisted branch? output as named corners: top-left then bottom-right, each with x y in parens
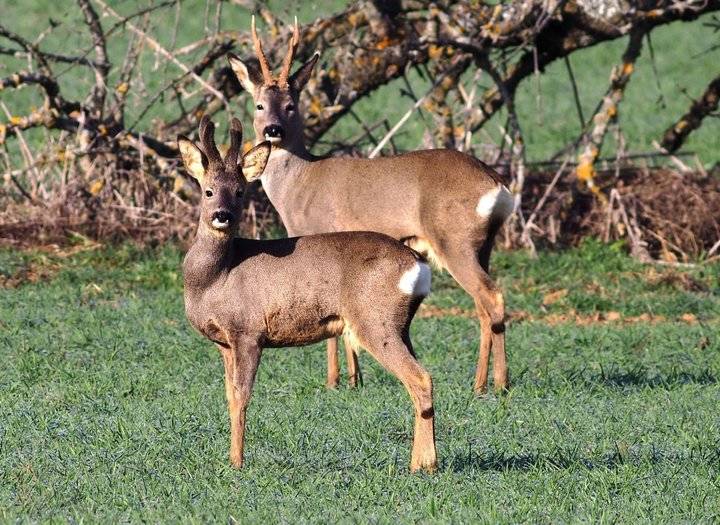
top-left (660, 73), bottom-right (720, 152)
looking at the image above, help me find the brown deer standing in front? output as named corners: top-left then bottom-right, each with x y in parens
top-left (180, 116), bottom-right (437, 472)
top-left (227, 19), bottom-right (513, 394)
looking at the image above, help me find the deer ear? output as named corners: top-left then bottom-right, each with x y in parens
top-left (241, 141), bottom-right (271, 182)
top-left (177, 136), bottom-right (207, 182)
top-left (228, 53), bottom-right (264, 95)
top-left (289, 52), bottom-right (319, 92)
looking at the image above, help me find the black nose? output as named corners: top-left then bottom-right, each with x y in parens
top-left (263, 125), bottom-right (284, 139)
top-left (211, 210), bottom-right (234, 224)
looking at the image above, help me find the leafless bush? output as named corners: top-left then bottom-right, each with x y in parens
top-left (515, 166), bottom-right (720, 261)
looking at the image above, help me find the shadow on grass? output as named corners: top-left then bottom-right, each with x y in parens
top-left (511, 365), bottom-right (719, 392)
top-left (561, 366), bottom-right (718, 390)
top-left (447, 447), bottom-right (663, 473)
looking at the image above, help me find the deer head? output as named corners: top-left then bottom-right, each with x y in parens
top-left (227, 16), bottom-right (319, 149)
top-left (178, 116), bottom-right (271, 236)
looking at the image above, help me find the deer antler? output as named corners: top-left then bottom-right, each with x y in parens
top-left (226, 118), bottom-right (243, 170)
top-left (199, 115), bottom-right (223, 165)
top-left (278, 17), bottom-right (300, 87)
top-left (251, 15), bottom-right (273, 85)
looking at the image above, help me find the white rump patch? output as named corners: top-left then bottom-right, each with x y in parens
top-left (398, 262), bottom-right (431, 296)
top-left (476, 185), bottom-right (514, 220)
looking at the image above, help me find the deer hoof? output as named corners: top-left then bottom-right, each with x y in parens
top-left (473, 382), bottom-right (488, 396)
top-left (494, 377), bottom-right (511, 395)
top-left (410, 447), bottom-right (437, 474)
top-left (494, 385), bottom-right (511, 395)
top-left (410, 458), bottom-right (438, 474)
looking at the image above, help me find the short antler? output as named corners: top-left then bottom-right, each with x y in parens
top-left (251, 15), bottom-right (273, 85)
top-left (199, 116), bottom-right (223, 165)
top-left (250, 16), bottom-right (301, 88)
top-left (278, 17), bottom-right (300, 87)
top-left (225, 118), bottom-right (243, 170)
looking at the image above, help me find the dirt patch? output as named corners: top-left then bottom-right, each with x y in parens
top-left (0, 242), bottom-right (102, 288)
top-left (542, 289), bottom-right (569, 306)
top-left (418, 305), bottom-right (476, 319)
top-left (0, 260), bottom-right (61, 288)
top-left (641, 266), bottom-right (709, 293)
top-left (417, 304), bottom-right (712, 325)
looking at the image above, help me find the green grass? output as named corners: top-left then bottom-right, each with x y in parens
top-left (1, 242), bottom-right (719, 522)
top-left (431, 239), bottom-right (720, 319)
top-left (1, 2), bottom-right (719, 166)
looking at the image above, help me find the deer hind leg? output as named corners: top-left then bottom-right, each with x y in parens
top-left (474, 305), bottom-right (493, 394)
top-left (476, 234), bottom-right (508, 394)
top-left (351, 324), bottom-right (436, 473)
top-left (326, 337), bottom-right (340, 389)
top-left (221, 337), bottom-right (261, 468)
top-left (438, 243), bottom-right (508, 394)
top-left (474, 282), bottom-right (507, 394)
top-left (342, 332), bottom-right (362, 388)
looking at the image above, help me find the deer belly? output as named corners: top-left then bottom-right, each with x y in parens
top-left (262, 309), bottom-right (344, 348)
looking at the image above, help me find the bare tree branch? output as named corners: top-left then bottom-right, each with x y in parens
top-left (575, 27), bottom-right (645, 198)
top-left (660, 73), bottom-right (720, 152)
top-left (78, 0), bottom-right (110, 118)
top-left (93, 0), bottom-right (229, 109)
top-left (0, 45), bottom-right (102, 67)
top-left (0, 24), bottom-right (52, 72)
top-left (425, 53), bottom-right (472, 149)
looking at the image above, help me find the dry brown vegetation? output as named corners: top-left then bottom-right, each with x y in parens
top-left (1, 0), bottom-right (719, 260)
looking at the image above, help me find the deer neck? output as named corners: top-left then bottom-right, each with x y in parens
top-left (259, 142), bottom-right (313, 225)
top-left (184, 223), bottom-right (236, 290)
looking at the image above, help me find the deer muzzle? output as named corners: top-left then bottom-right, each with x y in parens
top-left (263, 124), bottom-right (284, 144)
top-left (211, 210), bottom-right (235, 230)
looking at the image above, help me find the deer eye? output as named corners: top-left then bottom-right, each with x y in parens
top-left (256, 104), bottom-right (264, 110)
top-left (235, 189), bottom-right (242, 198)
top-left (205, 189), bottom-right (213, 197)
top-left (286, 103), bottom-right (295, 112)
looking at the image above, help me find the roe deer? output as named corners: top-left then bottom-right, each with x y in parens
top-left (180, 116), bottom-right (437, 472)
top-left (228, 18), bottom-right (513, 394)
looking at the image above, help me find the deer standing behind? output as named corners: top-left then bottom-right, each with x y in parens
top-left (228, 19), bottom-right (514, 394)
top-left (179, 116), bottom-right (437, 472)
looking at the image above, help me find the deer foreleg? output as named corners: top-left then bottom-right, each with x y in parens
top-left (326, 337), bottom-right (340, 388)
top-left (222, 336), bottom-right (261, 468)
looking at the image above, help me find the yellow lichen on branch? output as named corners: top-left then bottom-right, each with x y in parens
top-left (660, 73), bottom-right (720, 152)
top-left (574, 28), bottom-right (644, 199)
top-left (89, 179), bottom-right (105, 196)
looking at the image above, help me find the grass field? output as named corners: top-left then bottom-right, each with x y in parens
top-left (1, 240), bottom-right (719, 522)
top-left (2, 1), bottom-right (719, 165)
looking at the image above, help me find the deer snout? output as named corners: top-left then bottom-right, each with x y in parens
top-left (211, 210), bottom-right (235, 230)
top-left (263, 125), bottom-right (284, 144)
